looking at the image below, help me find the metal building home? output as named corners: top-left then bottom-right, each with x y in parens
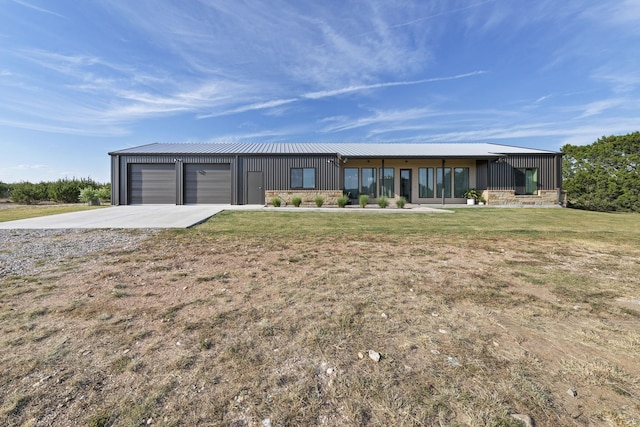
top-left (109, 143), bottom-right (563, 207)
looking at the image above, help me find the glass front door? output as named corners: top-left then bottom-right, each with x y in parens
top-left (400, 169), bottom-right (411, 202)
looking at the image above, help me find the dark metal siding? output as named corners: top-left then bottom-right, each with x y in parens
top-left (184, 164), bottom-right (231, 204)
top-left (487, 155), bottom-right (561, 190)
top-left (240, 155), bottom-right (340, 196)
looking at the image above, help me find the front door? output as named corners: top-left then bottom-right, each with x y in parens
top-left (247, 171), bottom-right (264, 205)
top-left (400, 169), bottom-right (411, 202)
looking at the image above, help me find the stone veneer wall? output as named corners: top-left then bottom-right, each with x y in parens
top-left (483, 189), bottom-right (565, 207)
top-left (265, 190), bottom-right (344, 206)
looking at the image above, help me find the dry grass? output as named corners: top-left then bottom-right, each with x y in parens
top-left (2, 208), bottom-right (640, 426)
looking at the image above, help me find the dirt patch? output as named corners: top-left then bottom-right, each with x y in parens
top-left (1, 218), bottom-right (640, 426)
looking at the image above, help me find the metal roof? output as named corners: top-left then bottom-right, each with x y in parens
top-left (109, 142), bottom-right (559, 157)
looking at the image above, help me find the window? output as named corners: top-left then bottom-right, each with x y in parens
top-left (515, 168), bottom-right (538, 195)
top-left (454, 167), bottom-right (469, 198)
top-left (436, 167), bottom-right (451, 198)
top-left (419, 168), bottom-right (434, 198)
top-left (380, 167), bottom-right (394, 198)
top-left (344, 168), bottom-right (359, 199)
top-left (291, 168), bottom-right (316, 189)
top-left (361, 168), bottom-right (377, 197)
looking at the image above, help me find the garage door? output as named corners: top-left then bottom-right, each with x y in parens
top-left (184, 164), bottom-right (231, 204)
top-left (129, 164), bottom-right (176, 204)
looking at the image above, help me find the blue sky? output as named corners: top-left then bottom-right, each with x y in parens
top-left (1, 0), bottom-right (639, 183)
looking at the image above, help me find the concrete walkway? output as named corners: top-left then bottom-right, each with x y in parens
top-left (0, 204), bottom-right (454, 229)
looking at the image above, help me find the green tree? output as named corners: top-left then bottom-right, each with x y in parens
top-left (562, 132), bottom-right (640, 212)
top-left (10, 182), bottom-right (48, 204)
top-left (48, 177), bottom-right (100, 203)
top-left (0, 181), bottom-right (11, 198)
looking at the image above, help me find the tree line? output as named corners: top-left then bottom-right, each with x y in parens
top-left (0, 178), bottom-right (110, 205)
top-left (562, 132), bottom-right (640, 212)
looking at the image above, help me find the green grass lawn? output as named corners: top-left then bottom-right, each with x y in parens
top-left (0, 204), bottom-right (106, 222)
top-left (192, 208), bottom-right (640, 246)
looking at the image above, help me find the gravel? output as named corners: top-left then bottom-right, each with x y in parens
top-left (0, 229), bottom-right (157, 278)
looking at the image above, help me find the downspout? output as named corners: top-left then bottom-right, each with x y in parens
top-left (441, 159), bottom-right (446, 206)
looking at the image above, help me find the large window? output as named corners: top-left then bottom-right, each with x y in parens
top-left (361, 168), bottom-right (377, 197)
top-left (418, 168), bottom-right (434, 198)
top-left (380, 167), bottom-right (394, 198)
top-left (454, 167), bottom-right (469, 198)
top-left (290, 168), bottom-right (316, 189)
top-left (344, 168), bottom-right (359, 199)
top-left (515, 168), bottom-right (538, 195)
top-left (436, 167), bottom-right (451, 198)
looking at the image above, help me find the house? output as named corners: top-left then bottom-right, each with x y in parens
top-left (108, 142), bottom-right (563, 206)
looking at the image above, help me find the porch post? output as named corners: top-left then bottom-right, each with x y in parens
top-left (441, 159), bottom-right (446, 205)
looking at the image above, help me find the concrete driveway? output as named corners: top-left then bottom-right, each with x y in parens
top-left (0, 205), bottom-right (236, 229)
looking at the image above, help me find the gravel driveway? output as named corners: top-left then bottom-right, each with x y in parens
top-left (0, 229), bottom-right (157, 278)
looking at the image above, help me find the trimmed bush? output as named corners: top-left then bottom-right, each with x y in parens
top-left (337, 195), bottom-right (349, 208)
top-left (314, 195), bottom-right (324, 207)
top-left (291, 196), bottom-right (302, 207)
top-left (358, 194), bottom-right (369, 208)
top-left (396, 196), bottom-right (406, 209)
top-left (272, 197), bottom-right (282, 207)
top-left (377, 196), bottom-right (389, 208)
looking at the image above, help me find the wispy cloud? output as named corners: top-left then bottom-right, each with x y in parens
top-left (303, 72), bottom-right (487, 99)
top-left (577, 98), bottom-right (626, 118)
top-left (11, 0), bottom-right (66, 18)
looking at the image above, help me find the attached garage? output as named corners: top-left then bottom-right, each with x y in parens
top-left (128, 164), bottom-right (176, 204)
top-left (184, 164), bottom-right (231, 204)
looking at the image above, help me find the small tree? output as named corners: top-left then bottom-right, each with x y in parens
top-left (79, 187), bottom-right (100, 205)
top-left (96, 186), bottom-right (111, 203)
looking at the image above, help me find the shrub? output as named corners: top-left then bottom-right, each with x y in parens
top-left (79, 187), bottom-right (100, 205)
top-left (358, 194), bottom-right (369, 208)
top-left (463, 189), bottom-right (481, 201)
top-left (337, 195), bottom-right (349, 208)
top-left (271, 197), bottom-right (282, 207)
top-left (314, 195), bottom-right (324, 207)
top-left (291, 196), bottom-right (302, 207)
top-left (396, 196), bottom-right (406, 209)
top-left (10, 182), bottom-right (48, 204)
top-left (96, 186), bottom-right (111, 203)
top-left (377, 196), bottom-right (389, 208)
